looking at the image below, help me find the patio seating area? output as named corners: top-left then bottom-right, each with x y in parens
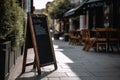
top-left (69, 28), bottom-right (120, 52)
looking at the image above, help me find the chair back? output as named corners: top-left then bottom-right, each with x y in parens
top-left (69, 30), bottom-right (76, 37)
top-left (81, 29), bottom-right (90, 41)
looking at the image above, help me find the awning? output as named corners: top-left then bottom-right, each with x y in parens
top-left (86, 0), bottom-right (104, 8)
top-left (64, 0), bottom-right (104, 18)
top-left (64, 0), bottom-right (88, 18)
top-left (87, 0), bottom-right (103, 3)
top-left (64, 8), bottom-right (77, 18)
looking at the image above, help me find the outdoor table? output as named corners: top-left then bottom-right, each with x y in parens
top-left (91, 28), bottom-right (119, 52)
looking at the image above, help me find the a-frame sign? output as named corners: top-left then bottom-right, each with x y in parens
top-left (22, 13), bottom-right (57, 75)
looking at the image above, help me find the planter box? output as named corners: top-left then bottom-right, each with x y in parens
top-left (0, 41), bottom-right (11, 80)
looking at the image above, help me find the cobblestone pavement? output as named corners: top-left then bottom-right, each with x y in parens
top-left (8, 39), bottom-right (120, 80)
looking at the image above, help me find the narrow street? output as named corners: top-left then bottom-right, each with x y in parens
top-left (9, 39), bottom-right (120, 80)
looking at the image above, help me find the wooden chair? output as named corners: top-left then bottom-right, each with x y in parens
top-left (95, 28), bottom-right (108, 52)
top-left (69, 30), bottom-right (81, 45)
top-left (81, 29), bottom-right (90, 42)
top-left (76, 30), bottom-right (82, 45)
top-left (81, 29), bottom-right (96, 51)
top-left (108, 28), bottom-right (119, 52)
top-left (83, 38), bottom-right (96, 51)
top-left (69, 30), bottom-right (75, 45)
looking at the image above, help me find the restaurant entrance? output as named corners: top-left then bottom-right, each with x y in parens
top-left (88, 6), bottom-right (104, 29)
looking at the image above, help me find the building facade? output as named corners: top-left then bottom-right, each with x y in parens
top-left (65, 0), bottom-right (120, 30)
top-left (86, 0), bottom-right (120, 29)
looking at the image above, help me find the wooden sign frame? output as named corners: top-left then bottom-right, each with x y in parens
top-left (22, 13), bottom-right (57, 75)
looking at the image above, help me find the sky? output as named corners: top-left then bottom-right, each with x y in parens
top-left (33, 0), bottom-right (54, 9)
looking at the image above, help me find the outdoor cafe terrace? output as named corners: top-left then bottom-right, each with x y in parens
top-left (68, 28), bottom-right (120, 52)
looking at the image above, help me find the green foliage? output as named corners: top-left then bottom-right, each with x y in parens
top-left (0, 1), bottom-right (13, 39)
top-left (47, 0), bottom-right (73, 19)
top-left (0, 0), bottom-right (24, 51)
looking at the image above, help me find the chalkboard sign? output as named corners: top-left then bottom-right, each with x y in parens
top-left (31, 14), bottom-right (57, 66)
top-left (22, 13), bottom-right (57, 74)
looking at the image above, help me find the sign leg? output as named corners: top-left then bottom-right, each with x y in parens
top-left (22, 39), bottom-right (28, 73)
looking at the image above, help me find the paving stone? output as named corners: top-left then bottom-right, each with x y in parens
top-left (40, 78), bottom-right (48, 80)
top-left (66, 71), bottom-right (93, 77)
top-left (55, 68), bottom-right (73, 72)
top-left (98, 77), bottom-right (120, 80)
top-left (80, 76), bottom-right (99, 80)
top-left (92, 72), bottom-right (120, 77)
top-left (47, 72), bottom-right (67, 77)
top-left (48, 77), bottom-right (60, 80)
top-left (60, 77), bottom-right (82, 80)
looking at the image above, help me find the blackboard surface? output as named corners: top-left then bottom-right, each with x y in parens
top-left (31, 14), bottom-right (55, 66)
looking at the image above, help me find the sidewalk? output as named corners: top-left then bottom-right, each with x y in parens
top-left (8, 39), bottom-right (120, 80)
